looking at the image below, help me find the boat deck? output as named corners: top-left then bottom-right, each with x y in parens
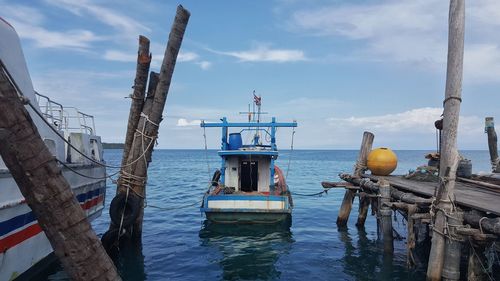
top-left (366, 174), bottom-right (500, 216)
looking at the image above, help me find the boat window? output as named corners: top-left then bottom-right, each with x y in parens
top-left (240, 161), bottom-right (258, 192)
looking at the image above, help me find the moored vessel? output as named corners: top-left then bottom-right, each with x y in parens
top-left (200, 95), bottom-right (297, 223)
top-left (0, 17), bottom-right (106, 280)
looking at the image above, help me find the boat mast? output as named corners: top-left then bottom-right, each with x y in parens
top-left (253, 90), bottom-right (261, 145)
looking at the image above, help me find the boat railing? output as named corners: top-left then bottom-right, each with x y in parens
top-left (35, 92), bottom-right (96, 135)
top-left (35, 92), bottom-right (64, 130)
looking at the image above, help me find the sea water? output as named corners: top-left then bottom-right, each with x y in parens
top-left (44, 149), bottom-right (493, 280)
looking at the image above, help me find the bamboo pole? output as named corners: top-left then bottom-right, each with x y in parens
top-left (337, 131), bottom-right (374, 227)
top-left (0, 69), bottom-right (120, 280)
top-left (117, 5), bottom-right (190, 240)
top-left (427, 1), bottom-right (465, 280)
top-left (485, 117), bottom-right (500, 173)
top-left (119, 36), bottom-right (151, 175)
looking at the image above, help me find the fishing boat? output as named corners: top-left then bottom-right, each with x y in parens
top-left (200, 94), bottom-right (297, 223)
top-left (0, 18), bottom-right (106, 280)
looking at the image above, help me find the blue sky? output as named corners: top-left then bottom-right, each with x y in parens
top-left (2, 0), bottom-right (499, 150)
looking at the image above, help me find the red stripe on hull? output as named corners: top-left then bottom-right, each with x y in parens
top-left (0, 224), bottom-right (42, 252)
top-left (1, 194), bottom-right (104, 251)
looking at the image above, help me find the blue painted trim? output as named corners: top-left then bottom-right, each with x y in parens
top-left (218, 150), bottom-right (278, 156)
top-left (206, 195), bottom-right (287, 201)
top-left (0, 187), bottom-right (105, 237)
top-left (0, 212), bottom-right (37, 237)
top-left (201, 120), bottom-right (297, 128)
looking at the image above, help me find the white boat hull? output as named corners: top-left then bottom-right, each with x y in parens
top-left (0, 165), bottom-right (106, 281)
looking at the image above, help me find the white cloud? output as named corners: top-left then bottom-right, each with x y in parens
top-left (1, 3), bottom-right (101, 50)
top-left (178, 51), bottom-right (199, 62)
top-left (44, 0), bottom-right (150, 35)
top-left (210, 44), bottom-right (306, 62)
top-left (197, 61), bottom-right (212, 70)
top-left (327, 107), bottom-right (482, 136)
top-left (289, 0), bottom-right (500, 83)
top-left (103, 50), bottom-right (136, 62)
top-left (8, 19), bottom-right (102, 50)
top-left (103, 47), bottom-right (211, 70)
top-left (176, 118), bottom-right (201, 127)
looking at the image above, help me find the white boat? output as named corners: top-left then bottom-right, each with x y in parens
top-left (0, 17), bottom-right (106, 280)
top-left (200, 95), bottom-right (297, 223)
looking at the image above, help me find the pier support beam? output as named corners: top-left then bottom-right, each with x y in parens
top-left (0, 65), bottom-right (120, 280)
top-left (378, 179), bottom-right (393, 254)
top-left (427, 1), bottom-right (465, 280)
top-left (485, 117), bottom-right (500, 173)
top-left (337, 131), bottom-right (374, 227)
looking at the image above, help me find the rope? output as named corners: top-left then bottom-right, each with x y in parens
top-left (117, 186), bottom-right (130, 243)
top-left (443, 96), bottom-right (462, 106)
top-left (479, 217), bottom-right (488, 234)
top-left (292, 190), bottom-right (328, 197)
top-left (0, 59), bottom-right (158, 171)
top-left (147, 200), bottom-right (202, 211)
top-left (285, 127), bottom-right (295, 180)
top-left (57, 159), bottom-right (120, 180)
top-left (468, 238), bottom-right (494, 281)
top-left (27, 99), bottom-right (157, 169)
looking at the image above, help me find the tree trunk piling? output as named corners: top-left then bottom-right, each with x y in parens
top-left (114, 5), bottom-right (190, 240)
top-left (427, 0), bottom-right (465, 280)
top-left (336, 131), bottom-right (374, 227)
top-left (119, 35), bottom-right (151, 173)
top-left (0, 66), bottom-right (121, 280)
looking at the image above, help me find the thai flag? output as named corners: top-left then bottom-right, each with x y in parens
top-left (253, 93), bottom-right (261, 106)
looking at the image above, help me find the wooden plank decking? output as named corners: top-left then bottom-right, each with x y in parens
top-left (366, 175), bottom-right (500, 216)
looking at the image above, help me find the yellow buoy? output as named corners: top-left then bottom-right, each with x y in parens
top-left (367, 147), bottom-right (398, 176)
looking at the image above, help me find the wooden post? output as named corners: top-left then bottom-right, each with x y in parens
top-left (406, 204), bottom-right (417, 267)
top-left (427, 0), bottom-right (465, 280)
top-left (485, 117), bottom-right (500, 173)
top-left (378, 179), bottom-right (393, 254)
top-left (116, 5), bottom-right (190, 240)
top-left (119, 36), bottom-right (151, 173)
top-left (442, 211), bottom-right (464, 280)
top-left (356, 193), bottom-right (371, 227)
top-left (0, 68), bottom-right (120, 280)
top-left (337, 131), bottom-right (374, 227)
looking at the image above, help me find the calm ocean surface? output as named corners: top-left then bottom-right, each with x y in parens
top-left (45, 149), bottom-right (493, 281)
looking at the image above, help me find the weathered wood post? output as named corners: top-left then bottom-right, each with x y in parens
top-left (337, 131), bottom-right (374, 227)
top-left (485, 117), bottom-right (500, 173)
top-left (116, 5), bottom-right (190, 240)
top-left (119, 35), bottom-right (151, 172)
top-left (378, 178), bottom-right (393, 254)
top-left (0, 68), bottom-right (120, 280)
top-left (356, 193), bottom-right (371, 227)
top-left (427, 0), bottom-right (465, 280)
top-left (441, 211), bottom-right (463, 280)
